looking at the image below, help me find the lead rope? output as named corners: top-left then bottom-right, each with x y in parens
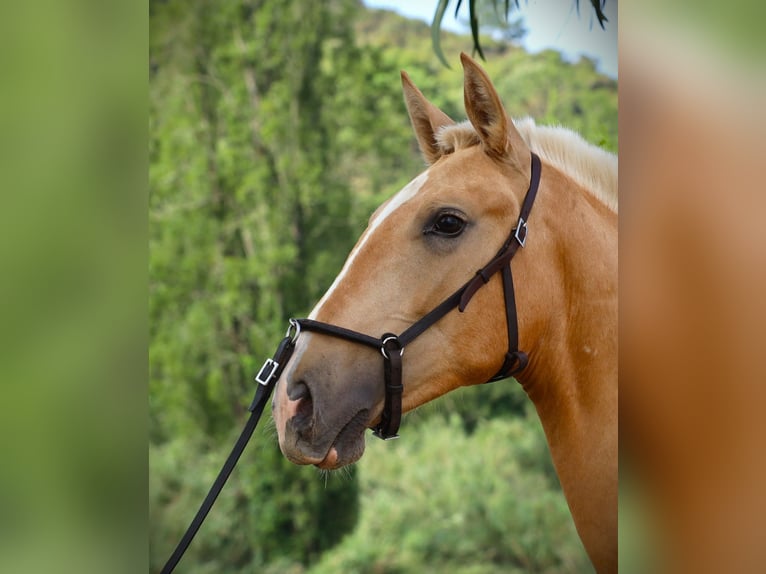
top-left (159, 329), bottom-right (297, 574)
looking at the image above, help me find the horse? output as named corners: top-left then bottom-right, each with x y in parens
top-left (272, 53), bottom-right (617, 573)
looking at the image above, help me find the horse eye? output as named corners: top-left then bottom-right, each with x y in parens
top-left (429, 213), bottom-right (466, 237)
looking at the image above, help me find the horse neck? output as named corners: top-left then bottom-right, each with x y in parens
top-left (516, 164), bottom-right (618, 572)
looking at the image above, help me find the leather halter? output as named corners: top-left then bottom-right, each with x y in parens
top-left (292, 153), bottom-right (542, 440)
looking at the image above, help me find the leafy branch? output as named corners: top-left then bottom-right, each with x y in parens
top-left (431, 0), bottom-right (609, 67)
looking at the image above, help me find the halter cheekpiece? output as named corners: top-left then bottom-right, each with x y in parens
top-left (288, 152), bottom-right (542, 439)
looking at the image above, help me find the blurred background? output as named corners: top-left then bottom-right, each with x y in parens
top-left (148, 1), bottom-right (615, 572)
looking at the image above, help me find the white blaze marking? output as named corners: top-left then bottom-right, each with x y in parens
top-left (308, 171), bottom-right (429, 319)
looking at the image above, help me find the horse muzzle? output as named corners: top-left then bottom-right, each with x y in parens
top-left (272, 344), bottom-right (379, 469)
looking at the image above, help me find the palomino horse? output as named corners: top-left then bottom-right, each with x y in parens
top-left (272, 54), bottom-right (617, 573)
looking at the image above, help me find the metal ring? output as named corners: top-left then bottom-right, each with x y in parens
top-left (380, 336), bottom-right (404, 359)
top-left (286, 318), bottom-right (301, 343)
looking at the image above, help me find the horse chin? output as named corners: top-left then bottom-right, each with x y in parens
top-left (314, 408), bottom-right (369, 470)
top-left (315, 441), bottom-right (362, 470)
top-left (279, 405), bottom-right (369, 470)
top-left (316, 447), bottom-right (340, 470)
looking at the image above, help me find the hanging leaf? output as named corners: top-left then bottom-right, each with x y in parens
top-left (469, 0), bottom-right (486, 60)
top-left (431, 0), bottom-right (452, 68)
top-left (503, 0), bottom-right (521, 24)
top-left (433, 1), bottom-right (609, 66)
top-left (589, 0), bottom-right (609, 29)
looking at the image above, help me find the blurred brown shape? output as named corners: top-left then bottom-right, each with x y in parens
top-left (620, 22), bottom-right (766, 574)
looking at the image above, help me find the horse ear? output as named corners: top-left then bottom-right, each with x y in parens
top-left (460, 53), bottom-right (528, 162)
top-left (401, 71), bottom-right (455, 165)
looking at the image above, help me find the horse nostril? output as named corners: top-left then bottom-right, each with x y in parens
top-left (288, 380), bottom-right (310, 402)
top-left (289, 380), bottom-right (314, 431)
top-left (295, 394), bottom-right (313, 421)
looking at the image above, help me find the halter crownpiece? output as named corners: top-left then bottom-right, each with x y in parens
top-left (292, 152), bottom-right (542, 439)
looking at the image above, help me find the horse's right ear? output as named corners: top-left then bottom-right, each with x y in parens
top-left (401, 71), bottom-right (454, 165)
top-left (461, 52), bottom-right (528, 165)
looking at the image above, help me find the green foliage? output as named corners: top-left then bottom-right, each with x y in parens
top-left (309, 412), bottom-right (590, 574)
top-left (149, 427), bottom-right (359, 571)
top-left (150, 0), bottom-right (372, 568)
top-left (150, 1), bottom-right (615, 571)
top-left (357, 9), bottom-right (617, 152)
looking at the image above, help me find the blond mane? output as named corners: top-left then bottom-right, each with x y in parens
top-left (436, 119), bottom-right (618, 213)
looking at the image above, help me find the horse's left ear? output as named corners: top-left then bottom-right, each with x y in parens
top-left (460, 53), bottom-right (529, 163)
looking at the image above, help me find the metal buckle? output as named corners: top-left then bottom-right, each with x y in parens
top-left (513, 217), bottom-right (528, 247)
top-left (255, 358), bottom-right (279, 386)
top-left (380, 335), bottom-right (404, 360)
top-left (372, 428), bottom-right (400, 441)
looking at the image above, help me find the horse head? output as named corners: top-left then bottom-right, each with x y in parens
top-left (272, 54), bottom-right (546, 469)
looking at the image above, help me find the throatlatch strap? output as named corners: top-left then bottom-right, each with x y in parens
top-left (484, 261), bottom-right (528, 382)
top-left (159, 336), bottom-right (294, 574)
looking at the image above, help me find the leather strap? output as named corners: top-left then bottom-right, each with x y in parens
top-left (459, 152), bottom-right (541, 312)
top-left (373, 335), bottom-right (404, 439)
top-left (296, 319), bottom-right (381, 349)
top-left (159, 336), bottom-right (294, 574)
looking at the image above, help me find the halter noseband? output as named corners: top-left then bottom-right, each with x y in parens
top-left (290, 153), bottom-right (542, 440)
